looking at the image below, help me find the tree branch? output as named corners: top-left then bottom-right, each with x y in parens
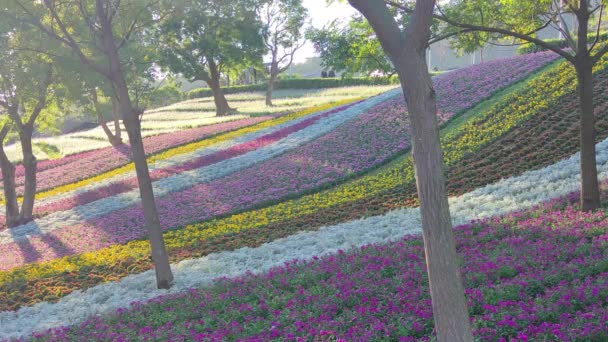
top-left (385, 0), bottom-right (576, 63)
top-left (428, 28), bottom-right (475, 46)
top-left (27, 65), bottom-right (53, 128)
top-left (14, 0), bottom-right (112, 78)
top-left (589, 4), bottom-right (604, 53)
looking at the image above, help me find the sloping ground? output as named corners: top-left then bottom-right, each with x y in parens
top-left (0, 52), bottom-right (561, 315)
top-left (27, 193), bottom-right (607, 341)
top-left (7, 115), bottom-right (608, 340)
top-left (1, 52), bottom-right (591, 339)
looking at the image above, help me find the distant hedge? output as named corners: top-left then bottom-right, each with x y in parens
top-left (517, 31), bottom-right (608, 55)
top-left (186, 76), bottom-right (401, 99)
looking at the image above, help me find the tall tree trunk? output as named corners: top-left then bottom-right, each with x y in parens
top-left (97, 0), bottom-right (173, 289)
top-left (266, 73), bottom-right (276, 107)
top-left (397, 52), bottom-right (473, 342)
top-left (92, 90), bottom-right (123, 147)
top-left (0, 127), bottom-right (20, 228)
top-left (17, 127), bottom-right (36, 224)
top-left (207, 59), bottom-right (232, 116)
top-left (348, 0), bottom-right (474, 340)
top-left (576, 61), bottom-right (600, 211)
top-left (112, 97), bottom-right (122, 141)
top-left (575, 3), bottom-right (600, 212)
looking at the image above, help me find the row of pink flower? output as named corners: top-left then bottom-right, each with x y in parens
top-left (0, 102), bottom-right (360, 230)
top-left (434, 50), bottom-right (558, 120)
top-left (24, 197), bottom-right (608, 341)
top-left (3, 115), bottom-right (274, 194)
top-left (0, 53), bottom-right (560, 269)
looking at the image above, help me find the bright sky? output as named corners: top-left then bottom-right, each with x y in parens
top-left (295, 0), bottom-right (359, 64)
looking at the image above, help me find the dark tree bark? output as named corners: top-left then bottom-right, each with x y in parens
top-left (0, 126), bottom-right (20, 227)
top-left (0, 113), bottom-right (41, 227)
top-left (348, 0), bottom-right (474, 340)
top-left (577, 61), bottom-right (599, 211)
top-left (17, 126), bottom-right (36, 224)
top-left (265, 66), bottom-right (277, 107)
top-left (207, 58), bottom-right (233, 116)
top-left (91, 89), bottom-right (123, 147)
top-left (96, 0), bottom-right (173, 289)
top-left (574, 5), bottom-right (600, 211)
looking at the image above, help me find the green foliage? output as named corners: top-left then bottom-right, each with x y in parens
top-left (155, 0), bottom-right (265, 83)
top-left (145, 78), bottom-right (184, 109)
top-left (442, 0), bottom-right (554, 54)
top-left (0, 14), bottom-right (69, 138)
top-left (186, 77), bottom-right (401, 98)
top-left (307, 17), bottom-right (394, 76)
top-left (260, 0), bottom-right (308, 76)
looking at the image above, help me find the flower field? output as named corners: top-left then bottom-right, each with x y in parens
top-left (24, 198), bottom-right (608, 341)
top-left (0, 86), bottom-right (396, 163)
top-left (4, 51), bottom-right (608, 340)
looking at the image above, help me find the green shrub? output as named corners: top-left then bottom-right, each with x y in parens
top-left (186, 76), bottom-right (402, 99)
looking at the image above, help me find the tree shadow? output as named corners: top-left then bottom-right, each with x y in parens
top-left (9, 220), bottom-right (75, 265)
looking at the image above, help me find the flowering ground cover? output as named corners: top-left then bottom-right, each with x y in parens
top-left (0, 51), bottom-right (556, 266)
top-left (0, 51), bottom-right (557, 201)
top-left (0, 51), bottom-right (557, 220)
top-left (3, 116), bottom-right (269, 188)
top-left (4, 132), bottom-right (608, 339)
top-left (15, 192), bottom-right (608, 341)
top-left (0, 100), bottom-right (363, 230)
top-left (0, 54), bottom-right (572, 311)
top-left (0, 86), bottom-right (397, 163)
top-left (0, 91), bottom-right (403, 269)
top-left (0, 100), bottom-right (359, 208)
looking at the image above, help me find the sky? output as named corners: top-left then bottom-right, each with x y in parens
top-left (294, 0), bottom-right (359, 64)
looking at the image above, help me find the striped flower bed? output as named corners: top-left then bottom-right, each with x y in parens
top-left (0, 90), bottom-right (398, 269)
top-left (0, 100), bottom-right (365, 230)
top-left (3, 131), bottom-right (608, 339)
top-left (0, 54), bottom-right (568, 311)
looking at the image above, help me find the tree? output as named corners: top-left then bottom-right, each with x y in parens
top-left (389, 0), bottom-right (608, 212)
top-left (346, 0), bottom-right (474, 340)
top-left (307, 16), bottom-right (396, 77)
top-left (156, 0), bottom-right (264, 115)
top-left (3, 0), bottom-right (175, 288)
top-left (259, 0), bottom-right (308, 106)
top-left (0, 28), bottom-right (58, 227)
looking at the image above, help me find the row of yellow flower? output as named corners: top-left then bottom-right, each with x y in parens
top-left (0, 60), bottom-right (571, 286)
top-left (27, 98), bottom-right (362, 203)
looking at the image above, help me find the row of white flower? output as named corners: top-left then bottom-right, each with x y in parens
top-left (2, 133), bottom-right (606, 339)
top-left (0, 89), bottom-right (400, 244)
top-left (1, 90), bottom-right (399, 216)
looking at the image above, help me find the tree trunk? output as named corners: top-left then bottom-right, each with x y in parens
top-left (576, 61), bottom-right (600, 211)
top-left (266, 74), bottom-right (276, 107)
top-left (111, 97), bottom-right (122, 144)
top-left (97, 0), bottom-right (173, 289)
top-left (92, 91), bottom-right (123, 147)
top-left (17, 127), bottom-right (36, 224)
top-left (207, 77), bottom-right (232, 116)
top-left (207, 59), bottom-right (233, 116)
top-left (575, 3), bottom-right (600, 212)
top-left (347, 0), bottom-right (474, 340)
top-left (397, 52), bottom-right (474, 342)
top-left (0, 127), bottom-right (20, 228)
